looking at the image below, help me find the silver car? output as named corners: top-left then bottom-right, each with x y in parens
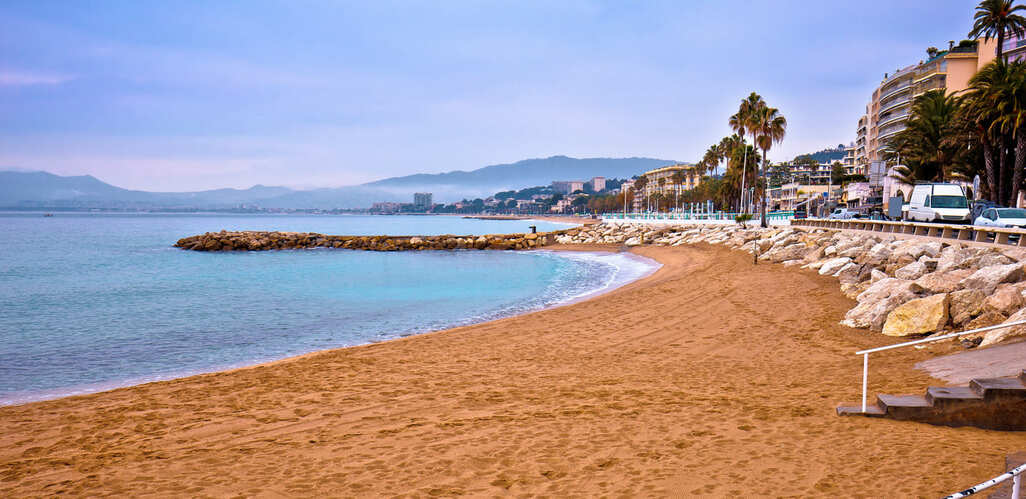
top-left (973, 208), bottom-right (1026, 228)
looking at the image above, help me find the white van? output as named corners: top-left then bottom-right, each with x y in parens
top-left (906, 183), bottom-right (971, 222)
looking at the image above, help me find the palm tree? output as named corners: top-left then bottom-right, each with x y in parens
top-left (670, 170), bottom-right (685, 212)
top-left (729, 99), bottom-right (757, 213)
top-left (969, 0), bottom-right (1026, 62)
top-left (751, 105), bottom-right (787, 227)
top-left (992, 60), bottom-right (1026, 204)
top-left (964, 60), bottom-right (1023, 202)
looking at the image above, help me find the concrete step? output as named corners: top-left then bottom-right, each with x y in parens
top-left (971, 376), bottom-right (1026, 399)
top-left (926, 386), bottom-right (984, 407)
top-left (877, 394), bottom-right (932, 419)
top-left (836, 404), bottom-right (885, 417)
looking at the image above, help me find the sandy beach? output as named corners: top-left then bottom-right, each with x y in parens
top-left (2, 243), bottom-right (1024, 497)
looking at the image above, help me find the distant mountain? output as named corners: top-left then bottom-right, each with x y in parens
top-left (366, 156), bottom-right (678, 198)
top-left (0, 156), bottom-right (680, 209)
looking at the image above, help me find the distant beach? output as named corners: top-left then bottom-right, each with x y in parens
top-left (2, 243), bottom-right (1023, 496)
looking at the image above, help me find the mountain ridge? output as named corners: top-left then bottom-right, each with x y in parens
top-left (0, 155), bottom-right (680, 209)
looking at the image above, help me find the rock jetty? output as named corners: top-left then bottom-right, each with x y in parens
top-left (556, 222), bottom-right (1026, 347)
top-left (174, 229), bottom-right (565, 252)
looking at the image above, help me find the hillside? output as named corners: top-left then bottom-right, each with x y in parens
top-left (0, 156), bottom-right (679, 209)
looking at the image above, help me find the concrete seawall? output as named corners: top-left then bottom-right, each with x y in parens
top-left (174, 229), bottom-right (573, 252)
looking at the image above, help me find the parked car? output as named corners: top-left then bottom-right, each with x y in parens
top-left (906, 183), bottom-right (971, 223)
top-left (828, 208), bottom-right (856, 220)
top-left (973, 207), bottom-right (1026, 228)
top-left (970, 199), bottom-right (1002, 221)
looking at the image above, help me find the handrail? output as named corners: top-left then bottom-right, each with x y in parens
top-left (856, 320), bottom-right (1026, 355)
top-left (855, 320), bottom-right (1026, 413)
top-left (944, 462), bottom-right (1024, 498)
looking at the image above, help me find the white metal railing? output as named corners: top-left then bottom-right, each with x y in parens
top-left (854, 319), bottom-right (1026, 413)
top-left (944, 462), bottom-right (1024, 499)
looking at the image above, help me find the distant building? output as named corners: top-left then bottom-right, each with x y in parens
top-left (371, 202), bottom-right (401, 213)
top-left (413, 192), bottom-right (433, 210)
top-left (551, 180), bottom-right (586, 195)
top-left (586, 176), bottom-right (606, 192)
top-left (639, 164), bottom-right (700, 198)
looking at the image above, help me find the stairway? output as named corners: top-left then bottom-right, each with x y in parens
top-left (837, 370), bottom-right (1026, 431)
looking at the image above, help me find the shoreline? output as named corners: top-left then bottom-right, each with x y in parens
top-left (0, 246), bottom-right (660, 408)
top-left (3, 244), bottom-right (1025, 496)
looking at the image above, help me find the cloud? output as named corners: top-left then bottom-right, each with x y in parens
top-left (0, 69), bottom-right (73, 86)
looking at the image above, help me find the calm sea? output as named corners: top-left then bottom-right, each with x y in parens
top-left (0, 213), bottom-right (658, 405)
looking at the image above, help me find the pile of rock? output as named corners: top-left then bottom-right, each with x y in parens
top-left (556, 222), bottom-right (1026, 347)
top-left (174, 230), bottom-right (563, 252)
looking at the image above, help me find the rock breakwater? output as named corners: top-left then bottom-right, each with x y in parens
top-left (557, 222), bottom-right (1026, 347)
top-left (174, 229), bottom-right (565, 252)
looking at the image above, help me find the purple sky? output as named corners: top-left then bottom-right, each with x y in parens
top-left (0, 1), bottom-right (983, 191)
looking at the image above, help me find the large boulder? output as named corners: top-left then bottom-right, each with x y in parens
top-left (881, 293), bottom-right (950, 337)
top-left (936, 246), bottom-right (975, 273)
top-left (894, 261), bottom-right (929, 280)
top-left (761, 243), bottom-right (808, 263)
top-left (818, 257), bottom-right (852, 276)
top-left (950, 289), bottom-right (987, 327)
top-left (802, 245), bottom-right (825, 264)
top-left (965, 311), bottom-right (1007, 331)
top-left (980, 308), bottom-right (1026, 346)
top-left (959, 263), bottom-right (1025, 295)
top-left (842, 278), bottom-right (924, 330)
top-left (837, 263), bottom-right (865, 285)
top-left (859, 243), bottom-right (893, 267)
top-left (914, 269), bottom-right (972, 294)
top-left (871, 269), bottom-right (889, 283)
top-left (984, 283), bottom-right (1024, 316)
top-left (920, 241), bottom-right (944, 259)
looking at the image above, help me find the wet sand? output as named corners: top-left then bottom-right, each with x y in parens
top-left (2, 244), bottom-right (1024, 497)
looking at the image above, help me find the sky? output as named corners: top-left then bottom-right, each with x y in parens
top-left (0, 0), bottom-right (985, 191)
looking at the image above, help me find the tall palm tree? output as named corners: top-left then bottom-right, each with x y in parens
top-left (670, 170), bottom-right (685, 212)
top-left (704, 145), bottom-right (721, 176)
top-left (991, 60), bottom-right (1026, 204)
top-left (739, 93), bottom-right (767, 213)
top-left (729, 101), bottom-right (755, 213)
top-left (752, 105), bottom-right (787, 227)
top-left (965, 61), bottom-right (1020, 202)
top-left (969, 0), bottom-right (1026, 61)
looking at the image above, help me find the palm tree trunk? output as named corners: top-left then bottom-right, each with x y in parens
top-left (985, 139), bottom-right (998, 202)
top-left (1001, 141), bottom-right (1011, 205)
top-left (998, 28), bottom-right (1005, 62)
top-left (760, 149), bottom-right (768, 228)
top-left (739, 146), bottom-right (747, 213)
top-left (1014, 130), bottom-right (1026, 207)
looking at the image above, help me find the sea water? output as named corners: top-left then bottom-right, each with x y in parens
top-left (0, 213), bottom-right (658, 405)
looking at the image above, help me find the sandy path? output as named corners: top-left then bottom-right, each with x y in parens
top-left (1, 244), bottom-right (1024, 497)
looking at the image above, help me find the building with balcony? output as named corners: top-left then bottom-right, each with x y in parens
top-left (853, 38), bottom-right (997, 211)
top-left (638, 164), bottom-right (700, 201)
top-left (1001, 32), bottom-right (1026, 62)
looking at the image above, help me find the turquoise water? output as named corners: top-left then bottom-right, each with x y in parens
top-left (0, 213), bottom-right (657, 405)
